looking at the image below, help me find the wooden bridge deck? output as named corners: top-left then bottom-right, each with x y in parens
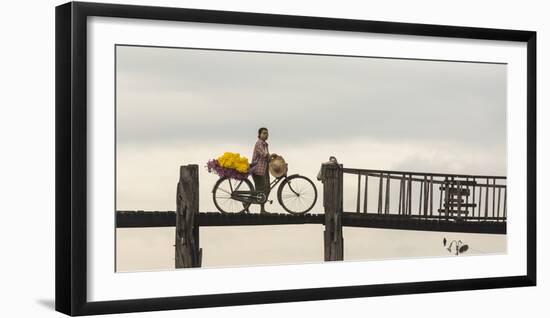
top-left (116, 210), bottom-right (506, 234)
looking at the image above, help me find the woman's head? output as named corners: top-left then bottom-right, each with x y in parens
top-left (258, 127), bottom-right (269, 140)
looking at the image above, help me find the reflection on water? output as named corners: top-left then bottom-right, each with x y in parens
top-left (115, 225), bottom-right (506, 272)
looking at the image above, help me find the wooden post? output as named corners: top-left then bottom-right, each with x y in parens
top-left (485, 178), bottom-right (489, 218)
top-left (356, 174), bottom-right (361, 213)
top-left (377, 173), bottom-right (383, 214)
top-left (363, 174), bottom-right (368, 213)
top-left (397, 176), bottom-right (405, 214)
top-left (429, 176), bottom-right (434, 216)
top-left (407, 174), bottom-right (412, 215)
top-left (175, 164), bottom-right (202, 268)
top-left (384, 173), bottom-right (390, 214)
top-left (321, 161), bottom-right (344, 261)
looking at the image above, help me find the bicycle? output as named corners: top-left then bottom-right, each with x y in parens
top-left (211, 161), bottom-right (318, 215)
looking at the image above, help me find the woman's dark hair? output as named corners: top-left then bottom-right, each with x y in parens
top-left (258, 127), bottom-right (268, 138)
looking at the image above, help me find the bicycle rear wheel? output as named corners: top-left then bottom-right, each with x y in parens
top-left (277, 175), bottom-right (317, 214)
top-left (212, 177), bottom-right (253, 214)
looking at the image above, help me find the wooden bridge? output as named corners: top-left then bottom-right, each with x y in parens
top-left (116, 159), bottom-right (506, 268)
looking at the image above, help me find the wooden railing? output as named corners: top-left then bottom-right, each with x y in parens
top-left (341, 167), bottom-right (507, 222)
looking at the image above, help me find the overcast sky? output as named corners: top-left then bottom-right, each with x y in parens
top-left (115, 45), bottom-right (507, 212)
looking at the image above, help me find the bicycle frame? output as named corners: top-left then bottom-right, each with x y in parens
top-left (267, 175), bottom-right (286, 194)
top-left (230, 175), bottom-right (286, 203)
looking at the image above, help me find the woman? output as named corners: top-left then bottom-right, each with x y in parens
top-left (249, 127), bottom-right (276, 213)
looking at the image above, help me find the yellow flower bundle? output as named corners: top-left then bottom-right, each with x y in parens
top-left (217, 152), bottom-right (250, 173)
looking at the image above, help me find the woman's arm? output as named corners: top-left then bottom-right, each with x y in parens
top-left (256, 141), bottom-right (269, 158)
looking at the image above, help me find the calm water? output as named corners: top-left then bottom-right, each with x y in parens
top-left (116, 225), bottom-right (506, 272)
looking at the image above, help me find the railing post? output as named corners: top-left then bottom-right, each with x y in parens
top-left (384, 173), bottom-right (390, 214)
top-left (363, 174), bottom-right (369, 213)
top-left (320, 159), bottom-right (344, 261)
top-left (175, 164), bottom-right (202, 268)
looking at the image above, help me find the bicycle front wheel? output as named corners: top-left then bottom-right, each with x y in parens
top-left (212, 177), bottom-right (253, 214)
top-left (277, 175), bottom-right (318, 214)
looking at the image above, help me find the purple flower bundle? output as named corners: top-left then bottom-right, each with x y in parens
top-left (206, 159), bottom-right (250, 180)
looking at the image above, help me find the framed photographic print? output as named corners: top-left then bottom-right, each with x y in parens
top-left (55, 1), bottom-right (536, 316)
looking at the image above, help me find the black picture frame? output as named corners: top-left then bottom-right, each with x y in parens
top-left (55, 1), bottom-right (536, 316)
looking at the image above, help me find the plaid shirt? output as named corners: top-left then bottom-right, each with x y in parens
top-left (250, 138), bottom-right (269, 176)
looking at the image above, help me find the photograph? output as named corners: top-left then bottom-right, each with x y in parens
top-left (114, 44), bottom-right (508, 272)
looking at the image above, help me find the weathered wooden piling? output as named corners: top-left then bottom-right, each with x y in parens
top-left (320, 159), bottom-right (344, 261)
top-left (175, 164), bottom-right (202, 268)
